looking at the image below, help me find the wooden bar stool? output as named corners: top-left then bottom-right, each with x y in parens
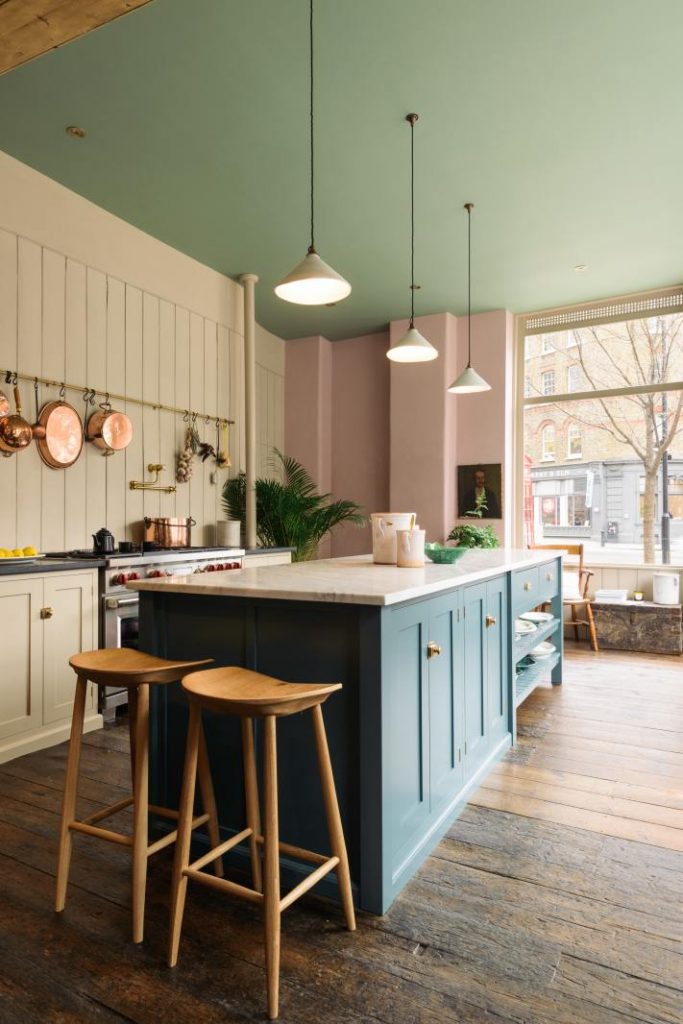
top-left (168, 666), bottom-right (356, 1021)
top-left (55, 648), bottom-right (222, 944)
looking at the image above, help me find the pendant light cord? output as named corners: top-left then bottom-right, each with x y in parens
top-left (465, 202), bottom-right (473, 366)
top-left (309, 0), bottom-right (315, 253)
top-left (407, 113), bottom-right (418, 326)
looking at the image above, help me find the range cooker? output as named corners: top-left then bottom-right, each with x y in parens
top-left (49, 546), bottom-right (244, 712)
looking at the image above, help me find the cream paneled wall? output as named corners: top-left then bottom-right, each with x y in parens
top-left (0, 153), bottom-right (284, 552)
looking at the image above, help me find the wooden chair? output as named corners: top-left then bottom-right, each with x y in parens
top-left (55, 648), bottom-right (222, 944)
top-left (168, 665), bottom-right (356, 1021)
top-left (529, 543), bottom-right (599, 652)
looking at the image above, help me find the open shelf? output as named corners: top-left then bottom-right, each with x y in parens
top-left (515, 651), bottom-right (561, 708)
top-left (513, 617), bottom-right (561, 661)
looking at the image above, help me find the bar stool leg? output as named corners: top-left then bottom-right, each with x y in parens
top-left (168, 701), bottom-right (202, 968)
top-left (55, 675), bottom-right (88, 913)
top-left (128, 686), bottom-right (138, 782)
top-left (311, 704), bottom-right (356, 932)
top-left (263, 715), bottom-right (281, 1021)
top-left (197, 721), bottom-right (224, 878)
top-left (131, 683), bottom-right (150, 943)
top-left (242, 716), bottom-right (263, 892)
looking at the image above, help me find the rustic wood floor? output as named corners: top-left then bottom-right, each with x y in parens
top-left (0, 645), bottom-right (681, 1023)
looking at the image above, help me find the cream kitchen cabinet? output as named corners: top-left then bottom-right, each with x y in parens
top-left (0, 570), bottom-right (102, 765)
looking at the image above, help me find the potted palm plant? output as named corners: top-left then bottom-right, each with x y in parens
top-left (222, 450), bottom-right (365, 562)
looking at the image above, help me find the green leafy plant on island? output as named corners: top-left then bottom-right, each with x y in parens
top-left (448, 494), bottom-right (500, 549)
top-left (222, 450), bottom-right (366, 561)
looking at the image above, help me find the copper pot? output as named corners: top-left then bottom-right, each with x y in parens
top-left (86, 400), bottom-right (133, 456)
top-left (34, 400), bottom-right (84, 469)
top-left (0, 386), bottom-right (32, 456)
top-left (143, 517), bottom-right (196, 548)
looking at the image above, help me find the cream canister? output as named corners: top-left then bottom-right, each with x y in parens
top-left (397, 528), bottom-right (426, 568)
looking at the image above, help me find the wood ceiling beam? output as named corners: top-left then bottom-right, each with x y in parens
top-left (0, 0), bottom-right (152, 76)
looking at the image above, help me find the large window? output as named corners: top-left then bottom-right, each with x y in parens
top-left (521, 291), bottom-right (683, 565)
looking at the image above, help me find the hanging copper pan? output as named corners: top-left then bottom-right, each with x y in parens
top-left (0, 386), bottom-right (32, 456)
top-left (86, 399), bottom-right (133, 456)
top-left (34, 400), bottom-right (84, 469)
top-left (0, 387), bottom-right (9, 418)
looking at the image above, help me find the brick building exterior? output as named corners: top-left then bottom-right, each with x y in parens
top-left (523, 321), bottom-right (683, 551)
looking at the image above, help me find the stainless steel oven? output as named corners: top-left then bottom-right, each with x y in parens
top-left (99, 547), bottom-right (244, 712)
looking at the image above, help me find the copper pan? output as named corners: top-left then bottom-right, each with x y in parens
top-left (34, 400), bottom-right (84, 469)
top-left (0, 386), bottom-right (32, 456)
top-left (86, 399), bottom-right (133, 456)
top-left (0, 388), bottom-right (9, 418)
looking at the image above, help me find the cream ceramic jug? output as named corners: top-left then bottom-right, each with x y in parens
top-left (397, 528), bottom-right (426, 568)
top-left (371, 512), bottom-right (416, 564)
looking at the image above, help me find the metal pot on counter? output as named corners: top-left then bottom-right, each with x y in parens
top-left (143, 516), bottom-right (196, 548)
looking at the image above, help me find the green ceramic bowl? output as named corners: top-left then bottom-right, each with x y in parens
top-left (424, 544), bottom-right (469, 564)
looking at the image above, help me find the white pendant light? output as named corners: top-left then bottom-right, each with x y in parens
top-left (275, 0), bottom-right (350, 306)
top-left (448, 203), bottom-right (491, 393)
top-left (387, 113), bottom-right (438, 363)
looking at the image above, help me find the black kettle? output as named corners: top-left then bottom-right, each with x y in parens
top-left (92, 527), bottom-right (116, 555)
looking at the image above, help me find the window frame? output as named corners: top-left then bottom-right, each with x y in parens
top-left (540, 422), bottom-right (556, 462)
top-left (541, 369), bottom-right (555, 396)
top-left (566, 422), bottom-right (582, 459)
top-left (514, 285), bottom-right (683, 560)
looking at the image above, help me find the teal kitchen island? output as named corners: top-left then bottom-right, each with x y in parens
top-left (131, 550), bottom-right (562, 914)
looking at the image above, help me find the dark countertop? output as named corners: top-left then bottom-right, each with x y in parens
top-left (0, 557), bottom-right (105, 576)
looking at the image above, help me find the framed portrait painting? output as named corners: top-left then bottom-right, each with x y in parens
top-left (457, 464), bottom-right (502, 520)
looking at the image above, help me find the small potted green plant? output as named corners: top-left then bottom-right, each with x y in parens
top-left (448, 493), bottom-right (499, 549)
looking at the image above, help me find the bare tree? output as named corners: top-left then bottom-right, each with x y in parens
top-left (558, 316), bottom-right (683, 562)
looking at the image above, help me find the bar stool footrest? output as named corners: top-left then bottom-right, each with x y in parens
top-left (279, 855), bottom-right (339, 911)
top-left (184, 869), bottom-right (264, 904)
top-left (69, 805), bottom-right (211, 856)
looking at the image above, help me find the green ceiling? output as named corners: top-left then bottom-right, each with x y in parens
top-left (0, 0), bottom-right (681, 340)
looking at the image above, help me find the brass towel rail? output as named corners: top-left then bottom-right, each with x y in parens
top-left (1, 369), bottom-right (234, 427)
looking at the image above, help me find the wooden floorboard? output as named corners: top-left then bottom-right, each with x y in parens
top-left (0, 645), bottom-right (681, 1023)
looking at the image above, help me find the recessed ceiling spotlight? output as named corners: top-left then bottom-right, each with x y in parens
top-left (65, 125), bottom-right (86, 139)
top-left (574, 264), bottom-right (587, 272)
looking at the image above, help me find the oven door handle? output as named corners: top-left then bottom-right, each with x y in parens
top-left (105, 596), bottom-right (139, 610)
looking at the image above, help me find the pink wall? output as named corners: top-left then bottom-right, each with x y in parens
top-left (453, 310), bottom-right (514, 545)
top-left (285, 309), bottom-right (514, 558)
top-left (331, 332), bottom-right (390, 556)
top-left (390, 313), bottom-right (458, 544)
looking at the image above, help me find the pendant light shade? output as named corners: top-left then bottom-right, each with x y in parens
top-left (448, 202), bottom-right (491, 393)
top-left (275, 0), bottom-right (350, 306)
top-left (387, 113), bottom-right (438, 364)
top-left (274, 247), bottom-right (351, 305)
top-left (387, 325), bottom-right (438, 362)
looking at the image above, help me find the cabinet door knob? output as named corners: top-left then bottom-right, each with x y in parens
top-left (546, 572), bottom-right (554, 582)
top-left (524, 581), bottom-right (533, 591)
top-left (40, 606), bottom-right (54, 619)
top-left (485, 615), bottom-right (497, 627)
top-left (427, 641), bottom-right (442, 659)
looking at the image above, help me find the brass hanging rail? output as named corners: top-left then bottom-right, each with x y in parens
top-left (1, 368), bottom-right (234, 427)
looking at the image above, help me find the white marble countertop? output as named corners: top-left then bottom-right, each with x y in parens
top-left (128, 549), bottom-right (557, 607)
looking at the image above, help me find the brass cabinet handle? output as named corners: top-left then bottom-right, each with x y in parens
top-left (523, 581), bottom-right (533, 591)
top-left (427, 641), bottom-right (442, 659)
top-left (546, 572), bottom-right (554, 582)
top-left (485, 615), bottom-right (497, 627)
top-left (40, 607), bottom-right (54, 619)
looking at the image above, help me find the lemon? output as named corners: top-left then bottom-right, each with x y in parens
top-left (0, 549), bottom-right (9, 558)
top-left (11, 548), bottom-right (23, 557)
top-left (23, 546), bottom-right (38, 556)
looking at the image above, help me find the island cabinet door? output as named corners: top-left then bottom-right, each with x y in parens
top-left (427, 595), bottom-right (464, 810)
top-left (485, 575), bottom-right (509, 747)
top-left (462, 581), bottom-right (489, 776)
top-left (383, 603), bottom-right (431, 865)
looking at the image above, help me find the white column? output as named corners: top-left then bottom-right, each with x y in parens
top-left (240, 273), bottom-right (259, 549)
